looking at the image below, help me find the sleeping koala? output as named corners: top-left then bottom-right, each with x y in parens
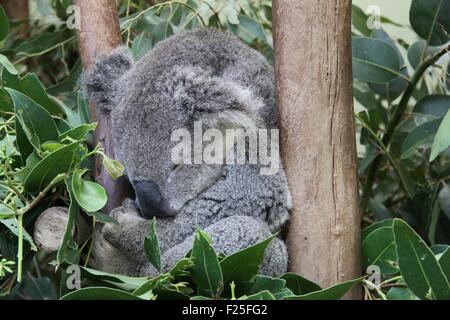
top-left (84, 28), bottom-right (292, 277)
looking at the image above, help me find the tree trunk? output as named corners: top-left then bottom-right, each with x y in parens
top-left (0, 0), bottom-right (29, 37)
top-left (273, 0), bottom-right (361, 299)
top-left (75, 0), bottom-right (131, 213)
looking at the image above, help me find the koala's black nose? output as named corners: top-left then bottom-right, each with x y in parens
top-left (133, 180), bottom-right (177, 219)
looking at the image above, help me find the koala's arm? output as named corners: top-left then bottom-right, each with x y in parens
top-left (99, 200), bottom-right (194, 264)
top-left (94, 214), bottom-right (288, 277)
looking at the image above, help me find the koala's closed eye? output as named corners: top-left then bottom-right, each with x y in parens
top-left (171, 164), bottom-right (183, 172)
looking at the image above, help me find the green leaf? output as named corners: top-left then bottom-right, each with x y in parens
top-left (0, 5), bottom-right (9, 42)
top-left (284, 278), bottom-right (362, 300)
top-left (362, 219), bottom-right (395, 239)
top-left (190, 296), bottom-right (212, 300)
top-left (85, 211), bottom-right (118, 225)
top-left (190, 230), bottom-right (223, 298)
top-left (368, 67), bottom-right (408, 101)
top-left (438, 248), bottom-right (450, 282)
top-left (413, 184), bottom-right (441, 244)
top-left (168, 257), bottom-right (194, 278)
top-left (57, 178), bottom-right (79, 264)
top-left (280, 273), bottom-right (322, 295)
top-left (14, 31), bottom-right (68, 57)
top-left (132, 274), bottom-right (172, 297)
top-left (431, 244), bottom-right (449, 255)
top-left (101, 154), bottom-right (125, 180)
top-left (41, 141), bottom-right (64, 153)
top-left (352, 37), bottom-right (402, 84)
top-left (407, 40), bottom-right (440, 70)
top-left (0, 218), bottom-right (37, 251)
top-left (0, 204), bottom-right (15, 219)
top-left (241, 290), bottom-right (276, 300)
top-left (6, 88), bottom-right (59, 159)
top-left (401, 119), bottom-right (442, 159)
top-left (430, 109), bottom-right (450, 161)
top-left (387, 285), bottom-right (418, 300)
top-left (80, 266), bottom-right (148, 292)
top-left (247, 275), bottom-right (288, 299)
top-left (439, 185), bottom-right (450, 221)
top-left (19, 276), bottom-right (57, 300)
top-left (19, 73), bottom-right (65, 116)
top-left (24, 141), bottom-right (80, 192)
top-left (220, 235), bottom-right (274, 284)
top-left (0, 54), bottom-right (17, 75)
top-left (71, 171), bottom-right (107, 213)
top-left (393, 219), bottom-right (450, 300)
top-left (229, 15), bottom-right (266, 44)
top-left (362, 227), bottom-right (398, 274)
top-left (61, 287), bottom-right (143, 300)
top-left (367, 29), bottom-right (408, 100)
top-left (414, 95), bottom-right (450, 119)
top-left (144, 218), bottom-right (162, 273)
top-left (351, 5), bottom-right (371, 36)
top-left (410, 0), bottom-right (450, 46)
top-left (131, 32), bottom-right (153, 60)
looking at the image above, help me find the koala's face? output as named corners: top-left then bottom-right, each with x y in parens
top-left (112, 91), bottom-right (225, 219)
top-left (85, 33), bottom-right (272, 219)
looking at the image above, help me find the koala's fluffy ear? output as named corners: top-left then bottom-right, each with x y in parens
top-left (83, 46), bottom-right (134, 111)
top-left (172, 66), bottom-right (265, 130)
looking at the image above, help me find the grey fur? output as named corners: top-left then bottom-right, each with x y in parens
top-left (85, 28), bottom-right (291, 277)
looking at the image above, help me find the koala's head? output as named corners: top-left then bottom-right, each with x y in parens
top-left (85, 30), bottom-right (274, 219)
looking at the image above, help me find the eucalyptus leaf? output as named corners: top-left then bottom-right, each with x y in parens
top-left (85, 211), bottom-right (118, 225)
top-left (410, 0), bottom-right (450, 46)
top-left (362, 219), bottom-right (394, 239)
top-left (0, 5), bottom-right (9, 42)
top-left (19, 73), bottom-right (65, 116)
top-left (0, 54), bottom-right (17, 75)
top-left (362, 227), bottom-right (398, 274)
top-left (247, 275), bottom-right (286, 296)
top-left (6, 88), bottom-right (59, 159)
top-left (438, 248), bottom-right (450, 282)
top-left (71, 171), bottom-right (107, 213)
top-left (284, 278), bottom-right (362, 300)
top-left (24, 141), bottom-right (80, 192)
top-left (190, 230), bottom-right (223, 298)
top-left (61, 287), bottom-right (142, 300)
top-left (413, 95), bottom-right (450, 119)
top-left (241, 290), bottom-right (276, 300)
top-left (220, 235), bottom-right (274, 284)
top-left (393, 219), bottom-right (450, 300)
top-left (57, 178), bottom-right (79, 264)
top-left (80, 266), bottom-right (148, 292)
top-left (144, 218), bottom-right (161, 273)
top-left (351, 5), bottom-right (371, 36)
top-left (367, 27), bottom-right (407, 100)
top-left (401, 119), bottom-right (442, 159)
top-left (59, 123), bottom-right (97, 142)
top-left (387, 286), bottom-right (418, 300)
top-left (430, 109), bottom-right (450, 161)
top-left (352, 37), bottom-right (402, 83)
top-left (229, 15), bottom-right (266, 44)
top-left (0, 218), bottom-right (37, 251)
top-left (280, 272), bottom-right (321, 296)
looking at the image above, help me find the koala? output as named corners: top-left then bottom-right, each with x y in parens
top-left (84, 28), bottom-right (292, 277)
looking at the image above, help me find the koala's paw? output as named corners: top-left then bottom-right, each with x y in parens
top-left (260, 237), bottom-right (288, 277)
top-left (90, 230), bottom-right (136, 275)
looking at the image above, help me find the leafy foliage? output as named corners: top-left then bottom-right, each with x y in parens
top-left (0, 0), bottom-right (449, 300)
top-left (62, 227), bottom-right (360, 300)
